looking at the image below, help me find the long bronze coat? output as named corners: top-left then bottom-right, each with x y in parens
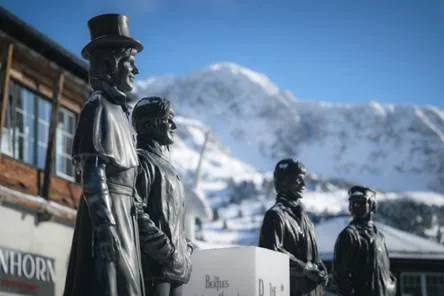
top-left (63, 86), bottom-right (144, 296)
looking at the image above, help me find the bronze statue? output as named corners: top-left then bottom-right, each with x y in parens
top-left (259, 159), bottom-right (328, 296)
top-left (63, 14), bottom-right (144, 296)
top-left (132, 96), bottom-right (193, 296)
top-left (333, 186), bottom-right (397, 296)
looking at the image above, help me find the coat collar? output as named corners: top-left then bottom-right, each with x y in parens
top-left (91, 78), bottom-right (130, 115)
top-left (136, 138), bottom-right (170, 161)
top-left (276, 193), bottom-right (304, 217)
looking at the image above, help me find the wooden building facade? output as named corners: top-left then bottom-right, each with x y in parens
top-left (0, 6), bottom-right (87, 214)
top-left (0, 7), bottom-right (89, 296)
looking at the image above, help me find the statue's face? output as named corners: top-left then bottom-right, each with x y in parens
top-left (288, 173), bottom-right (305, 196)
top-left (142, 107), bottom-right (176, 145)
top-left (158, 108), bottom-right (176, 145)
top-left (114, 49), bottom-right (139, 92)
top-left (349, 197), bottom-right (371, 219)
top-left (278, 172), bottom-right (305, 197)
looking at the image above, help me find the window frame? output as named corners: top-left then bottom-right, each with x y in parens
top-left (2, 79), bottom-right (40, 166)
top-left (1, 78), bottom-right (78, 181)
top-left (55, 107), bottom-right (76, 181)
top-left (400, 272), bottom-right (444, 296)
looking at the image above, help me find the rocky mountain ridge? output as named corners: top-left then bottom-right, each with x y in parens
top-left (136, 62), bottom-right (444, 193)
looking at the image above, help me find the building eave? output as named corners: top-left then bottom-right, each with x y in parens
top-left (0, 6), bottom-right (88, 82)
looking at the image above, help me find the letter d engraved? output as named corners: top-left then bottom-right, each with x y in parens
top-left (258, 278), bottom-right (264, 296)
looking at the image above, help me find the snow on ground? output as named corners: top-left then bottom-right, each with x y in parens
top-left (200, 190), bottom-right (444, 247)
top-left (401, 191), bottom-right (444, 206)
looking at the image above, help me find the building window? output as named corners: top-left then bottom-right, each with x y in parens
top-left (37, 99), bottom-right (52, 169)
top-left (2, 80), bottom-right (39, 166)
top-left (426, 273), bottom-right (444, 296)
top-left (56, 108), bottom-right (75, 180)
top-left (400, 272), bottom-right (444, 296)
top-left (1, 79), bottom-right (77, 180)
top-left (401, 273), bottom-right (422, 296)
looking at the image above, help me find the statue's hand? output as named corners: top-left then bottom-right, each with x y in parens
top-left (303, 262), bottom-right (322, 282)
top-left (94, 225), bottom-right (121, 262)
top-left (314, 262), bottom-right (329, 286)
top-left (317, 269), bottom-right (329, 286)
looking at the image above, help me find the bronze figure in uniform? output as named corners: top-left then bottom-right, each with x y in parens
top-left (132, 96), bottom-right (193, 296)
top-left (333, 186), bottom-right (397, 296)
top-left (259, 159), bottom-right (328, 296)
top-left (63, 14), bottom-right (145, 296)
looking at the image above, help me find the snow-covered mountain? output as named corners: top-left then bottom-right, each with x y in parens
top-left (135, 62), bottom-right (444, 246)
top-left (156, 112), bottom-right (360, 213)
top-left (165, 115), bottom-right (264, 194)
top-left (136, 62), bottom-right (444, 194)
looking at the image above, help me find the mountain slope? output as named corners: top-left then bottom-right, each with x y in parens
top-left (164, 115), bottom-right (265, 200)
top-left (146, 106), bottom-right (444, 246)
top-left (136, 62), bottom-right (444, 193)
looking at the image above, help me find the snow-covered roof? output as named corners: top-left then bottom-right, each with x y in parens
top-left (316, 216), bottom-right (444, 261)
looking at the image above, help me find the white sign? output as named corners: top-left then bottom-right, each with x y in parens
top-left (183, 246), bottom-right (289, 296)
top-left (0, 246), bottom-right (56, 296)
top-left (0, 204), bottom-right (74, 296)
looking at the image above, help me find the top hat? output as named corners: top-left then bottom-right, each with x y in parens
top-left (81, 14), bottom-right (143, 60)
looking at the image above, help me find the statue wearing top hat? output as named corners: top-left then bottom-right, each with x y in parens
top-left (63, 14), bottom-right (145, 296)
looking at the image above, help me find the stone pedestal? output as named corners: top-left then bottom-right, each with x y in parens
top-left (182, 246), bottom-right (289, 296)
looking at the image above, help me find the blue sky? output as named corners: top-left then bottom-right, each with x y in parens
top-left (2, 0), bottom-right (444, 107)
